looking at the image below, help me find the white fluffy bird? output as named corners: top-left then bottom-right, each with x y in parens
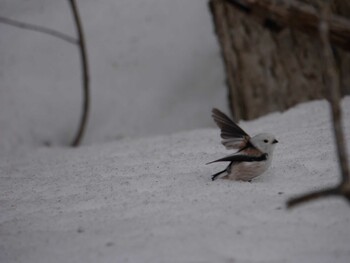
top-left (208, 108), bottom-right (278, 181)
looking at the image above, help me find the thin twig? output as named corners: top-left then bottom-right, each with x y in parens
top-left (287, 1), bottom-right (350, 208)
top-left (0, 16), bottom-right (77, 45)
top-left (68, 0), bottom-right (90, 147)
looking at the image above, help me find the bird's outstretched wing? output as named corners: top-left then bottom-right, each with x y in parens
top-left (206, 153), bottom-right (268, 165)
top-left (212, 108), bottom-right (250, 150)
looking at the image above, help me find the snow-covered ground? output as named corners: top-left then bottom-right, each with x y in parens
top-left (1, 1), bottom-right (350, 262)
top-left (0, 0), bottom-right (226, 152)
top-left (1, 98), bottom-right (350, 263)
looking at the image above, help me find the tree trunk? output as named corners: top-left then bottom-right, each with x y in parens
top-left (209, 0), bottom-right (350, 121)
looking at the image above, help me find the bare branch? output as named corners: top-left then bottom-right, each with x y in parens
top-left (69, 0), bottom-right (90, 147)
top-left (287, 1), bottom-right (350, 208)
top-left (287, 187), bottom-right (340, 208)
top-left (0, 16), bottom-right (77, 45)
top-left (319, 5), bottom-right (350, 185)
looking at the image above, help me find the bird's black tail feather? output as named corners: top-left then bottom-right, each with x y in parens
top-left (211, 169), bottom-right (227, 181)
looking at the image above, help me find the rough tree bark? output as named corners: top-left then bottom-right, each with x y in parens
top-left (209, 0), bottom-right (350, 121)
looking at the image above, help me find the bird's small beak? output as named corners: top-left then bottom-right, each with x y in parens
top-left (272, 139), bottom-right (278, 144)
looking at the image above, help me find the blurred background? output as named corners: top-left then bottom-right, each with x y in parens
top-left (0, 0), bottom-right (226, 152)
top-left (1, 0), bottom-right (349, 153)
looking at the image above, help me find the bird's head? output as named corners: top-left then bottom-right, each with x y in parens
top-left (250, 133), bottom-right (278, 155)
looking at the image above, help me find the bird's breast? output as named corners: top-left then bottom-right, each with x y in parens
top-left (228, 160), bottom-right (270, 181)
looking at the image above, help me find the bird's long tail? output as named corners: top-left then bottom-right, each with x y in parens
top-left (211, 168), bottom-right (227, 181)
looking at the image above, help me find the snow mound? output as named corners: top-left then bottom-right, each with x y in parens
top-left (1, 98), bottom-right (350, 263)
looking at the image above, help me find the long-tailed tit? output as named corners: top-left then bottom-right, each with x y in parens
top-left (208, 108), bottom-right (278, 181)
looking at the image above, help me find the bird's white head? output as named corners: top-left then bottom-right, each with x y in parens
top-left (250, 133), bottom-right (278, 155)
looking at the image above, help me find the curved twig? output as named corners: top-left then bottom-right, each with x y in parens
top-left (0, 16), bottom-right (77, 45)
top-left (68, 0), bottom-right (90, 147)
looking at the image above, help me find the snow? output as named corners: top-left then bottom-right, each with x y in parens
top-left (1, 98), bottom-right (350, 263)
top-left (1, 1), bottom-right (350, 261)
top-left (0, 0), bottom-right (226, 151)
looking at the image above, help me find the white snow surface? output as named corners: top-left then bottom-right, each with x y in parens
top-left (0, 0), bottom-right (226, 152)
top-left (1, 98), bottom-right (350, 263)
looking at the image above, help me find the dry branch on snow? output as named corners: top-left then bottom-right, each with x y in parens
top-left (287, 1), bottom-right (350, 207)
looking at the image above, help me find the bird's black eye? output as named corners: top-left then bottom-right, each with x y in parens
top-left (264, 139), bottom-right (268, 143)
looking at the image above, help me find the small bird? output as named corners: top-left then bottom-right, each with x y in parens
top-left (208, 108), bottom-right (278, 181)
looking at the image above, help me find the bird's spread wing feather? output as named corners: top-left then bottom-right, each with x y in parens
top-left (206, 153), bottom-right (267, 165)
top-left (212, 108), bottom-right (250, 150)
